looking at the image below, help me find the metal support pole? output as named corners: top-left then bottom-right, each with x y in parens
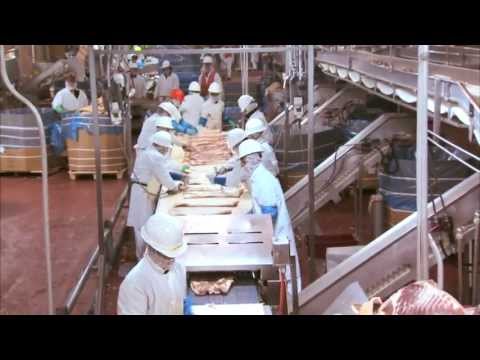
top-left (433, 78), bottom-right (442, 135)
top-left (283, 102), bottom-right (290, 179)
top-left (89, 47), bottom-right (106, 314)
top-left (0, 45), bottom-right (54, 315)
top-left (307, 45), bottom-right (316, 279)
top-left (473, 210), bottom-right (480, 304)
top-left (416, 45), bottom-right (430, 281)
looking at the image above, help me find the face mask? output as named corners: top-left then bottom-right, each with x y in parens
top-left (210, 95), bottom-right (219, 103)
top-left (242, 153), bottom-right (262, 177)
top-left (146, 247), bottom-right (174, 273)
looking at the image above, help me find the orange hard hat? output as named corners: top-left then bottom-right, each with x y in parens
top-left (170, 88), bottom-right (185, 103)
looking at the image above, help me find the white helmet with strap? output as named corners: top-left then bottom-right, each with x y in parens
top-left (245, 117), bottom-right (267, 137)
top-left (141, 213), bottom-right (186, 258)
top-left (227, 128), bottom-right (246, 150)
top-left (188, 81), bottom-right (201, 93)
top-left (237, 94), bottom-right (255, 113)
top-left (208, 82), bottom-right (222, 94)
top-left (238, 139), bottom-right (264, 159)
top-left (150, 130), bottom-right (173, 149)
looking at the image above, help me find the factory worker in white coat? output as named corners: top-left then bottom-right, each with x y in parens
top-left (199, 82), bottom-right (224, 130)
top-left (153, 110), bottom-right (192, 152)
top-left (154, 60), bottom-right (180, 102)
top-left (238, 139), bottom-right (301, 296)
top-left (179, 81), bottom-right (205, 127)
top-left (118, 213), bottom-right (187, 315)
top-left (154, 116), bottom-right (190, 176)
top-left (245, 117), bottom-right (279, 176)
top-left (128, 63), bottom-right (147, 99)
top-left (209, 128), bottom-right (247, 187)
top-left (127, 131), bottom-right (184, 259)
top-left (237, 94), bottom-right (273, 145)
top-left (52, 72), bottom-right (89, 113)
top-left (136, 102), bottom-right (188, 152)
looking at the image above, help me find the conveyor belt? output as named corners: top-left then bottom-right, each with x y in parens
top-left (285, 113), bottom-right (416, 227)
top-left (298, 173), bottom-right (480, 314)
top-left (188, 272), bottom-right (261, 305)
top-left (316, 50), bottom-right (480, 144)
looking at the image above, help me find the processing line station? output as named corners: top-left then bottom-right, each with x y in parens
top-left (0, 45), bottom-right (480, 315)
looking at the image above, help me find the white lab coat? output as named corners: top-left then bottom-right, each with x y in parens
top-left (220, 53), bottom-right (234, 78)
top-left (131, 76), bottom-right (147, 99)
top-left (52, 87), bottom-right (89, 112)
top-left (248, 164), bottom-right (301, 293)
top-left (136, 114), bottom-right (160, 151)
top-left (249, 164), bottom-right (293, 241)
top-left (250, 46), bottom-right (260, 70)
top-left (117, 254), bottom-right (186, 315)
top-left (258, 139), bottom-right (279, 176)
top-left (223, 155), bottom-right (248, 187)
top-left (154, 73), bottom-right (180, 99)
top-left (127, 147), bottom-right (179, 257)
top-left (180, 93), bottom-right (204, 127)
top-left (201, 98), bottom-right (224, 130)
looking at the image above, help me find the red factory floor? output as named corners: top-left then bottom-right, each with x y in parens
top-left (0, 171), bottom-right (127, 315)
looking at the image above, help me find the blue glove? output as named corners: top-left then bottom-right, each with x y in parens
top-left (198, 117), bottom-right (208, 127)
top-left (260, 205), bottom-right (278, 223)
top-left (213, 176), bottom-right (227, 186)
top-left (172, 120), bottom-right (188, 134)
top-left (183, 296), bottom-right (193, 315)
top-left (180, 119), bottom-right (199, 136)
top-left (169, 172), bottom-right (184, 181)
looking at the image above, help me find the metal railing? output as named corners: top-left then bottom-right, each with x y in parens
top-left (57, 184), bottom-right (130, 315)
top-left (0, 45), bottom-right (54, 315)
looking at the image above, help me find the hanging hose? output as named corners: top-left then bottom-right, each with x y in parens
top-left (0, 45), bottom-right (54, 314)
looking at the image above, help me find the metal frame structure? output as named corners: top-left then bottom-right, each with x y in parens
top-left (0, 45), bottom-right (54, 315)
top-left (4, 44), bottom-right (477, 314)
top-left (416, 45), bottom-right (429, 281)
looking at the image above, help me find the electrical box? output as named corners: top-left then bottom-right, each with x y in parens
top-left (293, 96), bottom-right (304, 119)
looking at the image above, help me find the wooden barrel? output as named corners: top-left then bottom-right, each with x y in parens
top-left (62, 115), bottom-right (126, 174)
top-left (0, 147), bottom-right (60, 173)
top-left (0, 107), bottom-right (61, 173)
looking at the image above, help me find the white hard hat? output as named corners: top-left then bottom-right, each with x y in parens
top-left (141, 213), bottom-right (186, 258)
top-left (237, 94), bottom-right (255, 112)
top-left (238, 139), bottom-right (264, 159)
top-left (150, 130), bottom-right (173, 148)
top-left (227, 128), bottom-right (246, 150)
top-left (188, 81), bottom-right (201, 93)
top-left (161, 60), bottom-right (171, 69)
top-left (158, 101), bottom-right (181, 121)
top-left (208, 82), bottom-right (222, 94)
top-left (155, 116), bottom-right (174, 130)
top-left (203, 55), bottom-right (214, 64)
top-left (245, 117), bottom-right (267, 137)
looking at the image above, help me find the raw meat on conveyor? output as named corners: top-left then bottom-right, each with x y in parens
top-left (354, 280), bottom-right (480, 315)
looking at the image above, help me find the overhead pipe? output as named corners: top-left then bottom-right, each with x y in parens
top-left (416, 45), bottom-right (430, 281)
top-left (96, 46), bottom-right (287, 56)
top-left (0, 45), bottom-right (54, 314)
